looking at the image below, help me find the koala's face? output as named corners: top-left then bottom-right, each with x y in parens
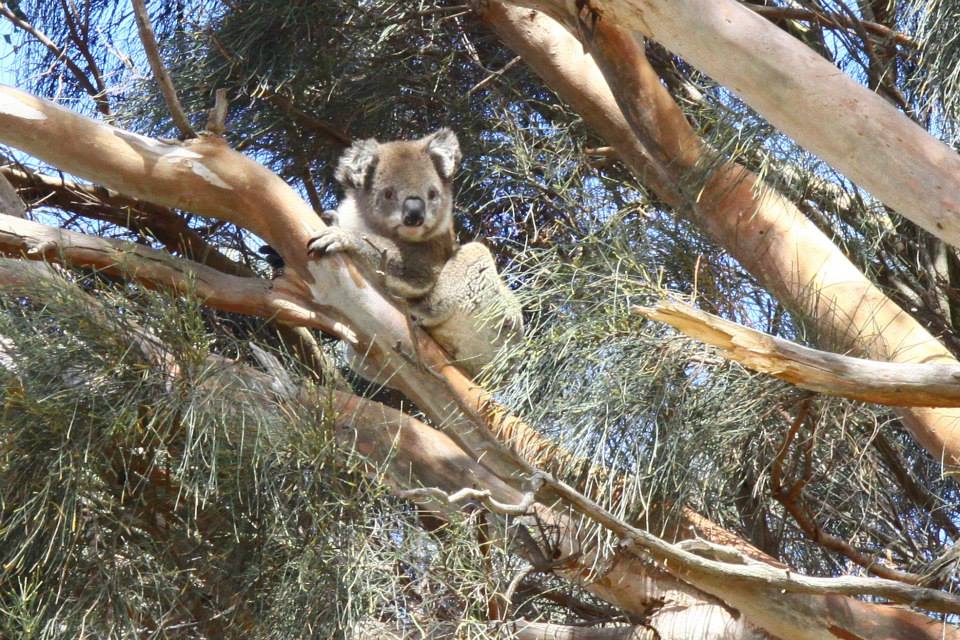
top-left (335, 129), bottom-right (461, 242)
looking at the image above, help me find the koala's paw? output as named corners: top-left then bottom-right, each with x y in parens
top-left (307, 227), bottom-right (357, 258)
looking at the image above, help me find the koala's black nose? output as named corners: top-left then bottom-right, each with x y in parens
top-left (402, 196), bottom-right (426, 227)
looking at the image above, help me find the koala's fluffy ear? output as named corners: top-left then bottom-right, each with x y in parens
top-left (335, 138), bottom-right (380, 190)
top-left (426, 128), bottom-right (461, 181)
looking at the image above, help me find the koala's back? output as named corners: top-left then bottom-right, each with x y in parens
top-left (412, 242), bottom-right (524, 376)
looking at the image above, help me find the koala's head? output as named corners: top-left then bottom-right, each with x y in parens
top-left (335, 129), bottom-right (461, 242)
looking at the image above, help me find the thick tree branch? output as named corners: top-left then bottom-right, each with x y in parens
top-left (477, 3), bottom-right (960, 471)
top-left (131, 0), bottom-right (196, 138)
top-left (517, 0), bottom-right (960, 250)
top-left (634, 301), bottom-right (960, 407)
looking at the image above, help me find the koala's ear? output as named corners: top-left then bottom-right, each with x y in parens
top-left (335, 138), bottom-right (380, 190)
top-left (426, 128), bottom-right (461, 181)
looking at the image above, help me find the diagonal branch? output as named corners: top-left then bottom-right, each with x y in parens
top-left (0, 1), bottom-right (109, 115)
top-left (131, 0), bottom-right (196, 138)
top-left (634, 301), bottom-right (960, 407)
top-left (746, 3), bottom-right (919, 49)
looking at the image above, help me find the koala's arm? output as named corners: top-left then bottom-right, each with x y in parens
top-left (307, 225), bottom-right (435, 298)
top-left (412, 242), bottom-right (523, 376)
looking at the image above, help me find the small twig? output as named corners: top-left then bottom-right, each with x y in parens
top-left (397, 486), bottom-right (537, 516)
top-left (497, 564), bottom-right (534, 617)
top-left (745, 3), bottom-right (919, 50)
top-left (468, 55), bottom-right (521, 95)
top-left (205, 88), bottom-right (229, 135)
top-left (25, 239), bottom-right (58, 257)
top-left (131, 0), bottom-right (196, 138)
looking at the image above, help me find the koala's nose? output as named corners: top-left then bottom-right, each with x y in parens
top-left (402, 196), bottom-right (426, 227)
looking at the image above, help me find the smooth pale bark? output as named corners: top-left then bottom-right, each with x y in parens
top-left (636, 301), bottom-right (960, 407)
top-left (517, 0), bottom-right (960, 251)
top-left (479, 2), bottom-right (960, 469)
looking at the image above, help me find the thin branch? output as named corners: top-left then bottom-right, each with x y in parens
top-left (770, 405), bottom-right (923, 584)
top-left (205, 88), bottom-right (229, 135)
top-left (259, 90), bottom-right (352, 147)
top-left (745, 3), bottom-right (919, 50)
top-left (0, 1), bottom-right (109, 115)
top-left (131, 0), bottom-right (196, 138)
top-left (57, 0), bottom-right (108, 99)
top-left (531, 471), bottom-right (960, 614)
top-left (397, 484), bottom-right (539, 516)
top-left (468, 55), bottom-right (522, 95)
top-left (2, 165), bottom-right (249, 276)
top-left (634, 301), bottom-right (960, 407)
top-left (0, 212), bottom-right (353, 342)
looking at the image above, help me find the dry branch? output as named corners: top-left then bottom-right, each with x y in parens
top-left (131, 0), bottom-right (196, 138)
top-left (634, 301), bottom-right (960, 407)
top-left (0, 213), bottom-right (347, 338)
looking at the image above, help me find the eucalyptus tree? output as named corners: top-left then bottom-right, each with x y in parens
top-left (1, 1), bottom-right (960, 639)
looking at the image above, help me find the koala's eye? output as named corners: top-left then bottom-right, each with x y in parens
top-left (427, 188), bottom-right (439, 201)
top-left (384, 188), bottom-right (395, 200)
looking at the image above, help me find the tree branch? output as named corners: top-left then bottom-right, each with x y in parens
top-left (634, 300), bottom-right (960, 407)
top-left (1, 165), bottom-right (249, 276)
top-left (131, 0), bottom-right (196, 138)
top-left (0, 212), bottom-right (351, 341)
top-left (746, 3), bottom-right (919, 49)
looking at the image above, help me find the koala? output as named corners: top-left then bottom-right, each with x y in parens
top-left (307, 129), bottom-right (523, 377)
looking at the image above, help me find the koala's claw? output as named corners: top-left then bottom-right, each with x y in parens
top-left (307, 227), bottom-right (355, 258)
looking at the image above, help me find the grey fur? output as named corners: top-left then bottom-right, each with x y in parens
top-left (308, 129), bottom-right (522, 377)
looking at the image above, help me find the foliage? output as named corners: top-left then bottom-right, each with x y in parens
top-left (1, 0), bottom-right (960, 637)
